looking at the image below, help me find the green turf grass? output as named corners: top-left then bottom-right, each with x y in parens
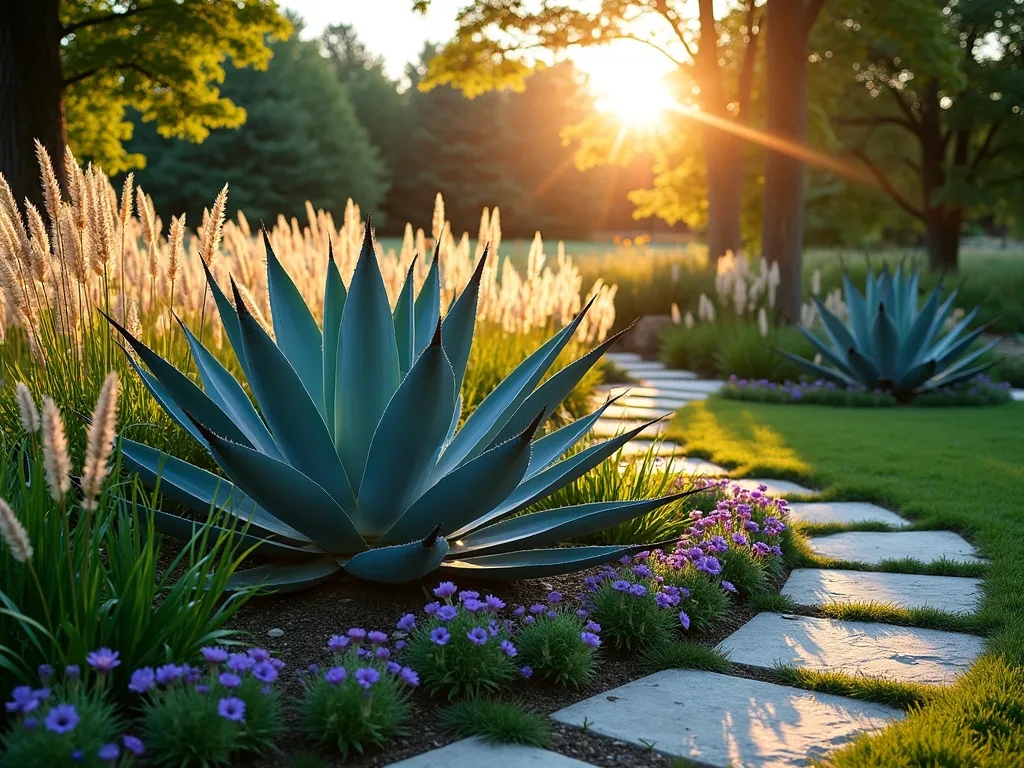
top-left (641, 640), bottom-right (732, 674)
top-left (769, 665), bottom-right (940, 711)
top-left (667, 399), bottom-right (1024, 765)
top-left (441, 698), bottom-right (551, 747)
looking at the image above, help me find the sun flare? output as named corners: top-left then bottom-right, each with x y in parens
top-left (583, 44), bottom-right (676, 126)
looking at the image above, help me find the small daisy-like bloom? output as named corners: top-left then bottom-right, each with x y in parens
top-left (612, 580), bottom-right (630, 593)
top-left (386, 661), bottom-right (402, 675)
top-left (513, 605), bottom-right (526, 617)
top-left (38, 664), bottom-right (54, 682)
top-left (400, 667), bottom-right (420, 687)
top-left (347, 628), bottom-right (367, 642)
top-left (424, 602), bottom-right (440, 615)
top-left (155, 664), bottom-right (183, 686)
top-left (66, 665), bottom-right (81, 681)
top-left (328, 635), bottom-right (350, 652)
top-left (576, 609), bottom-right (589, 620)
top-left (485, 594), bottom-right (505, 611)
top-left (523, 616), bottom-right (536, 625)
top-left (581, 632), bottom-right (601, 648)
top-left (433, 581), bottom-right (458, 599)
top-left (397, 613), bottom-right (416, 632)
top-left (368, 631), bottom-right (388, 646)
top-left (253, 661), bottom-right (278, 684)
top-left (744, 520), bottom-right (760, 532)
top-left (71, 750), bottom-right (85, 762)
top-left (752, 542), bottom-right (770, 557)
top-left (731, 532), bottom-right (749, 546)
top-left (355, 668), bottom-right (380, 690)
top-left (227, 654), bottom-right (255, 673)
top-left (500, 640), bottom-right (518, 657)
top-left (23, 718), bottom-right (38, 729)
top-left (270, 658), bottom-right (286, 671)
top-left (437, 605), bottom-right (458, 621)
top-left (183, 666), bottom-right (201, 684)
top-left (6, 686), bottom-right (38, 714)
top-left (431, 627), bottom-right (451, 646)
top-left (247, 648), bottom-right (270, 663)
top-left (218, 697), bottom-right (246, 722)
top-left (631, 565), bottom-right (653, 579)
top-left (529, 603), bottom-right (546, 614)
top-left (307, 664), bottom-right (320, 676)
top-left (628, 584), bottom-right (648, 597)
top-left (619, 555), bottom-right (632, 565)
top-left (86, 648), bottom-right (120, 674)
top-left (97, 743), bottom-right (119, 762)
top-left (721, 580), bottom-right (737, 594)
top-left (195, 684), bottom-right (210, 695)
top-left (128, 667), bottom-right (155, 694)
top-left (458, 590), bottom-right (480, 603)
top-left (218, 672), bottom-right (242, 689)
top-left (679, 611), bottom-right (691, 630)
top-left (45, 703), bottom-right (79, 734)
top-left (463, 598), bottom-right (485, 612)
top-left (546, 610), bottom-right (557, 619)
top-left (585, 621), bottom-right (601, 633)
top-left (520, 666), bottom-right (533, 679)
top-left (467, 627), bottom-right (488, 645)
top-left (201, 647), bottom-right (228, 665)
top-left (376, 647), bottom-right (390, 661)
top-left (547, 591), bottom-right (562, 603)
top-left (123, 735), bottom-right (145, 756)
top-left (395, 640), bottom-right (407, 651)
top-left (325, 667), bottom-right (346, 686)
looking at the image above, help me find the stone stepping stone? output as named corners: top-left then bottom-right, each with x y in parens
top-left (1011, 389), bottom-right (1023, 402)
top-left (615, 360), bottom-right (667, 372)
top-left (717, 612), bottom-right (984, 685)
top-left (788, 501), bottom-right (909, 528)
top-left (386, 738), bottom-right (595, 767)
top-left (592, 418), bottom-right (668, 439)
top-left (809, 531), bottom-right (985, 566)
top-left (635, 372), bottom-right (717, 388)
top-left (551, 669), bottom-right (902, 767)
top-left (615, 439), bottom-right (683, 457)
top-left (782, 569), bottom-right (983, 614)
top-left (604, 351), bottom-right (643, 364)
top-left (601, 404), bottom-right (679, 421)
top-left (733, 478), bottom-right (817, 497)
top-left (617, 454), bottom-right (728, 477)
top-left (598, 385), bottom-right (705, 402)
top-left (619, 394), bottom-right (703, 410)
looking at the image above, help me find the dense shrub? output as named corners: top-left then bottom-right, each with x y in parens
top-left (512, 598), bottom-right (600, 686)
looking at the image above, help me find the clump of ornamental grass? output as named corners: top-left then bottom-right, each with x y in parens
top-left (300, 628), bottom-right (417, 759)
top-left (442, 697), bottom-right (551, 747)
top-left (134, 647), bottom-right (284, 767)
top-left (641, 640), bottom-right (732, 674)
top-left (511, 592), bottom-right (601, 686)
top-left (0, 658), bottom-right (143, 768)
top-left (584, 559), bottom-right (681, 650)
top-left (402, 582), bottom-right (518, 698)
top-left (717, 547), bottom-right (770, 597)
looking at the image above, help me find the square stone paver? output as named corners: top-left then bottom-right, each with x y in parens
top-left (734, 478), bottom-right (818, 498)
top-left (592, 418), bottom-right (668, 439)
top-left (787, 502), bottom-right (909, 528)
top-left (552, 669), bottom-right (902, 767)
top-left (601, 404), bottom-right (679, 421)
top-left (386, 738), bottom-right (595, 767)
top-left (598, 384), bottom-right (704, 400)
top-left (717, 613), bottom-right (984, 684)
top-left (782, 569), bottom-right (983, 613)
top-left (1010, 389), bottom-right (1023, 402)
top-left (604, 351), bottom-right (643, 364)
top-left (809, 531), bottom-right (985, 566)
top-left (616, 439), bottom-right (682, 457)
top-left (635, 374), bottom-right (721, 392)
top-left (619, 394), bottom-right (703, 410)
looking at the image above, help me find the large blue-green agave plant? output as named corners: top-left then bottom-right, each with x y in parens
top-left (781, 265), bottom-right (997, 400)
top-left (107, 221), bottom-right (694, 590)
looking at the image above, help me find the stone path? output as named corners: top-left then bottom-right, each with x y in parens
top-left (782, 569), bottom-right (983, 613)
top-left (808, 531), bottom-right (985, 566)
top-left (788, 501), bottom-right (910, 528)
top-left (388, 738), bottom-right (596, 767)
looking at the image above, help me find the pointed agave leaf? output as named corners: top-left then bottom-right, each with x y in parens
top-left (776, 350), bottom-right (855, 386)
top-left (440, 246), bottom-right (488, 390)
top-left (358, 323), bottom-right (457, 538)
top-left (335, 220), bottom-right (401, 491)
top-left (846, 347), bottom-right (882, 385)
top-left (378, 411), bottom-right (545, 546)
top-left (322, 241), bottom-right (347, 436)
top-left (926, 306), bottom-right (981, 361)
top-left (393, 256), bottom-right (418, 378)
top-left (792, 325), bottom-right (857, 379)
top-left (526, 393), bottom-right (628, 479)
top-left (894, 359), bottom-right (938, 392)
top-left (226, 557), bottom-right (342, 592)
top-left (935, 337), bottom-right (999, 379)
top-left (453, 415), bottom-right (668, 538)
top-left (922, 287), bottom-right (958, 350)
top-left (439, 545), bottom-right (645, 580)
top-left (189, 418), bottom-right (367, 555)
top-left (200, 257), bottom-right (250, 382)
top-left (122, 353), bottom-right (208, 449)
top-left (488, 325), bottom-right (632, 448)
top-left (413, 244), bottom-right (441, 360)
top-left (933, 321), bottom-right (996, 372)
top-left (925, 361), bottom-right (998, 391)
top-left (451, 491), bottom-right (697, 557)
top-left (148, 510), bottom-right (320, 557)
top-left (105, 312), bottom-right (253, 448)
top-left (343, 528), bottom-right (450, 583)
top-left (896, 287), bottom-right (942, 371)
top-left (119, 437), bottom-right (310, 543)
top-left (231, 279), bottom-right (358, 512)
top-left (842, 273), bottom-right (872, 349)
top-left (263, 229), bottom-right (325, 413)
top-left (813, 296), bottom-right (858, 356)
top-left (869, 304), bottom-right (899, 379)
top-left (173, 314), bottom-right (282, 460)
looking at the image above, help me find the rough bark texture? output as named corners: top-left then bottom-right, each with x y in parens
top-left (761, 1), bottom-right (819, 321)
top-left (919, 82), bottom-right (962, 273)
top-left (704, 131), bottom-right (744, 260)
top-left (0, 0), bottom-right (66, 210)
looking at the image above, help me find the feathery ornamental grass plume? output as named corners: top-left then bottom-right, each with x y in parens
top-left (81, 372), bottom-right (119, 510)
top-left (33, 140), bottom-right (61, 234)
top-left (0, 498), bottom-right (33, 563)
top-left (41, 396), bottom-right (71, 502)
top-left (201, 184), bottom-right (229, 266)
top-left (15, 382), bottom-right (39, 433)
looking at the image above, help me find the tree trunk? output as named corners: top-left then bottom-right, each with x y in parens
top-left (918, 80), bottom-right (961, 273)
top-left (761, 1), bottom-right (818, 322)
top-left (704, 130), bottom-right (744, 260)
top-left (924, 210), bottom-right (961, 274)
top-left (0, 0), bottom-right (66, 210)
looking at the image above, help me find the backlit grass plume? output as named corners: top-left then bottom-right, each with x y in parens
top-left (108, 221), bottom-right (691, 590)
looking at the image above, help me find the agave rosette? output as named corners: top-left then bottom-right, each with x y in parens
top-left (782, 265), bottom-right (998, 400)
top-left (109, 221), bottom-right (692, 590)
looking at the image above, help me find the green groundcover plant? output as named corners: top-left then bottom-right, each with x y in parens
top-left (721, 374), bottom-right (1012, 407)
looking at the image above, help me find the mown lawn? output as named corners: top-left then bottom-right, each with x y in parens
top-left (667, 399), bottom-right (1024, 766)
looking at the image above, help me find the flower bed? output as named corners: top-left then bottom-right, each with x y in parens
top-left (721, 374), bottom-right (1012, 407)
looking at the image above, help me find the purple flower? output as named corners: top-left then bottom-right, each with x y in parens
top-left (37, 664), bottom-right (54, 682)
top-left (437, 605), bottom-right (458, 621)
top-left (347, 628), bottom-right (367, 642)
top-left (485, 594), bottom-right (506, 611)
top-left (386, 661), bottom-right (402, 674)
top-left (744, 520), bottom-right (760, 532)
top-left (218, 697), bottom-right (246, 722)
top-left (201, 647), bottom-right (228, 665)
top-left (6, 686), bottom-right (38, 714)
top-left (612, 580), bottom-right (630, 592)
top-left (520, 666), bottom-right (533, 679)
top-left (585, 621), bottom-right (602, 633)
top-left (128, 667), bottom-right (155, 694)
top-left (23, 718), bottom-right (38, 730)
top-left (576, 609), bottom-right (589, 620)
top-left (396, 640), bottom-right (407, 651)
top-left (458, 590), bottom-right (480, 603)
top-left (500, 640), bottom-right (518, 658)
top-left (523, 616), bottom-right (536, 625)
top-left (547, 591), bottom-right (563, 603)
top-left (86, 648), bottom-right (120, 674)
top-left (731, 532), bottom-right (749, 546)
top-left (376, 647), bottom-right (390, 661)
top-left (122, 736), bottom-right (145, 756)
top-left (253, 661), bottom-right (278, 684)
top-left (529, 604), bottom-right (546, 614)
top-left (631, 565), bottom-right (653, 579)
top-left (98, 743), bottom-right (119, 763)
top-left (45, 703), bottom-right (79, 734)
top-left (219, 672), bottom-right (242, 689)
top-left (721, 580), bottom-right (737, 593)
top-left (355, 668), bottom-right (380, 690)
top-left (433, 581), bottom-right (458, 599)
top-left (679, 611), bottom-right (691, 630)
top-left (195, 684), bottom-right (210, 695)
top-left (155, 664), bottom-right (183, 686)
top-left (628, 584), bottom-right (648, 597)
top-left (467, 627), bottom-right (488, 645)
top-left (752, 542), bottom-right (771, 557)
top-left (325, 667), bottom-right (346, 686)
top-left (400, 667), bottom-right (420, 687)
top-left (397, 613), bottom-right (417, 632)
top-left (431, 627), bottom-right (451, 646)
top-left (463, 599), bottom-right (486, 612)
top-left (697, 556), bottom-right (722, 576)
top-left (307, 664), bottom-right (319, 676)
top-left (71, 750), bottom-right (84, 762)
top-left (270, 658), bottom-right (286, 671)
top-left (513, 606), bottom-right (526, 617)
top-left (183, 665), bottom-right (202, 684)
top-left (328, 635), bottom-right (350, 652)
top-left (581, 632), bottom-right (601, 648)
top-left (368, 631), bottom-right (388, 646)
top-left (65, 665), bottom-right (80, 681)
top-left (247, 648), bottom-right (270, 662)
top-left (424, 602), bottom-right (440, 615)
top-left (227, 653), bottom-right (255, 673)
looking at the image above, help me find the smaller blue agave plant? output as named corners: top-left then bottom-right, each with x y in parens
top-left (107, 220), bottom-right (695, 590)
top-left (781, 265), bottom-right (997, 400)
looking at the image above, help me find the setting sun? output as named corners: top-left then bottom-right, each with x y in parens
top-left (579, 42), bottom-right (677, 126)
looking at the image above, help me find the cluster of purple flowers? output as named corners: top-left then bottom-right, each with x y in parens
top-left (512, 590), bottom-right (604, 652)
top-left (584, 556), bottom-right (694, 630)
top-left (320, 627), bottom-right (420, 691)
top-left (725, 373), bottom-right (1010, 406)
